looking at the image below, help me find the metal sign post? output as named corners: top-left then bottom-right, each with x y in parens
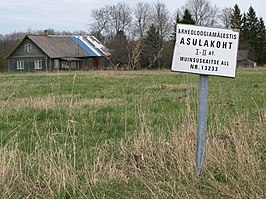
top-left (195, 75), bottom-right (209, 176)
top-left (171, 24), bottom-right (239, 176)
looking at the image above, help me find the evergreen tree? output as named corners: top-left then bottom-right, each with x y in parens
top-left (230, 4), bottom-right (242, 29)
top-left (245, 6), bottom-right (261, 61)
top-left (172, 9), bottom-right (195, 44)
top-left (171, 12), bottom-right (180, 43)
top-left (256, 17), bottom-right (266, 64)
top-left (240, 13), bottom-right (250, 50)
top-left (107, 30), bottom-right (129, 66)
top-left (230, 5), bottom-right (266, 65)
top-left (145, 24), bottom-right (163, 51)
top-left (180, 9), bottom-right (196, 25)
top-left (141, 24), bottom-right (163, 68)
top-left (246, 6), bottom-right (259, 42)
top-left (237, 6), bottom-right (266, 65)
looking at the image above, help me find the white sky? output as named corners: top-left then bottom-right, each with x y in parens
top-left (0, 0), bottom-right (265, 35)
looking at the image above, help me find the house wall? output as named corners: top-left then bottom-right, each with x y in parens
top-left (74, 58), bottom-right (94, 70)
top-left (8, 36), bottom-right (109, 72)
top-left (8, 38), bottom-right (48, 72)
top-left (79, 57), bottom-right (109, 70)
top-left (60, 60), bottom-right (80, 70)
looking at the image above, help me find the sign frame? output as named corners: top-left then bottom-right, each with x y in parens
top-left (171, 24), bottom-right (239, 78)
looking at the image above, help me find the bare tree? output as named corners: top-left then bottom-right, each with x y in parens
top-left (219, 7), bottom-right (233, 28)
top-left (151, 2), bottom-right (172, 40)
top-left (110, 2), bottom-right (132, 35)
top-left (90, 6), bottom-right (111, 37)
top-left (127, 39), bottom-right (143, 69)
top-left (148, 46), bottom-right (164, 68)
top-left (133, 2), bottom-right (152, 39)
top-left (185, 0), bottom-right (219, 27)
top-left (90, 3), bottom-right (132, 38)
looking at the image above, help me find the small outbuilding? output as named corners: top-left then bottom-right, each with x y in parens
top-left (237, 50), bottom-right (256, 68)
top-left (6, 32), bottom-right (110, 72)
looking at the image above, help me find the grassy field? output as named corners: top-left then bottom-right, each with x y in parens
top-left (0, 68), bottom-right (265, 198)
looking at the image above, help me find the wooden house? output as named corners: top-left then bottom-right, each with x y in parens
top-left (6, 32), bottom-right (110, 72)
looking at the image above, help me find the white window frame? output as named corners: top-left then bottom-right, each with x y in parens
top-left (61, 61), bottom-right (69, 69)
top-left (24, 44), bottom-right (32, 53)
top-left (34, 60), bottom-right (42, 70)
top-left (17, 61), bottom-right (24, 70)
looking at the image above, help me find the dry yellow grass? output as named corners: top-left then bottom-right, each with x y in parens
top-left (0, 95), bottom-right (123, 110)
top-left (88, 109), bottom-right (265, 198)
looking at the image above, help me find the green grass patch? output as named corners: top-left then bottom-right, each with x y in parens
top-left (0, 69), bottom-right (265, 198)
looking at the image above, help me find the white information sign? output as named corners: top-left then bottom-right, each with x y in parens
top-left (172, 24), bottom-right (239, 77)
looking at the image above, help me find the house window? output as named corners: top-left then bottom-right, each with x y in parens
top-left (54, 59), bottom-right (59, 69)
top-left (17, 61), bottom-right (24, 70)
top-left (24, 44), bottom-right (32, 53)
top-left (61, 61), bottom-right (69, 69)
top-left (71, 61), bottom-right (77, 68)
top-left (34, 60), bottom-right (42, 70)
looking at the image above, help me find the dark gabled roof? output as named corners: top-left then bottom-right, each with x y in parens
top-left (7, 34), bottom-right (110, 59)
top-left (28, 35), bottom-right (88, 58)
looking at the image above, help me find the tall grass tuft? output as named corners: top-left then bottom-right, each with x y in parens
top-left (0, 70), bottom-right (265, 198)
top-left (89, 101), bottom-right (265, 198)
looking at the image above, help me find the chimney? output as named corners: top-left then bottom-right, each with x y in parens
top-left (44, 30), bottom-right (48, 36)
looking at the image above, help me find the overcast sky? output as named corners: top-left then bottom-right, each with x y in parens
top-left (0, 0), bottom-right (265, 35)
